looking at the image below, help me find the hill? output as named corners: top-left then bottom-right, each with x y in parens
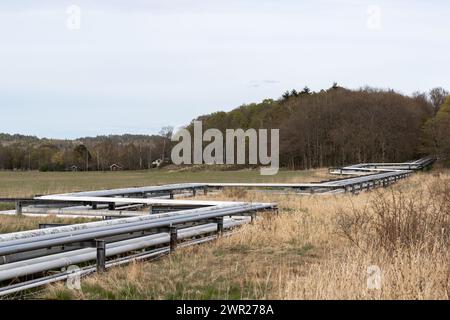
top-left (192, 85), bottom-right (448, 168)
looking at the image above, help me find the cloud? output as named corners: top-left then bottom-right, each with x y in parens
top-left (248, 80), bottom-right (280, 88)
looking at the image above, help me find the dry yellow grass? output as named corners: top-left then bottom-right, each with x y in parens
top-left (0, 215), bottom-right (93, 234)
top-left (19, 171), bottom-right (450, 300)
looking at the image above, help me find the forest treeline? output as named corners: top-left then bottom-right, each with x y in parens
top-left (0, 85), bottom-right (448, 171)
top-left (0, 132), bottom-right (173, 171)
top-left (193, 85), bottom-right (449, 169)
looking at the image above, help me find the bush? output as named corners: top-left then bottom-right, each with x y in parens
top-left (336, 177), bottom-right (450, 253)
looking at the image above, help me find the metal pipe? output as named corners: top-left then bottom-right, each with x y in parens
top-left (0, 231), bottom-right (235, 297)
top-left (0, 204), bottom-right (273, 256)
top-left (0, 203), bottom-right (244, 242)
top-left (35, 195), bottom-right (241, 207)
top-left (0, 219), bottom-right (247, 282)
top-left (0, 218), bottom-right (248, 273)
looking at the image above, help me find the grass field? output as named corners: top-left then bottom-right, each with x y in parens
top-left (0, 168), bottom-right (327, 233)
top-left (0, 168), bottom-right (328, 212)
top-left (0, 168), bottom-right (328, 198)
top-left (1, 169), bottom-right (449, 300)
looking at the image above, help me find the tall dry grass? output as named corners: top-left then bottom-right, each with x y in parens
top-left (336, 176), bottom-right (450, 253)
top-left (280, 173), bottom-right (450, 300)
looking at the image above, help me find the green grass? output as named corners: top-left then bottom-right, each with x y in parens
top-left (0, 168), bottom-right (327, 198)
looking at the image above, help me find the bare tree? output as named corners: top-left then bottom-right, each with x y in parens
top-left (429, 87), bottom-right (449, 114)
top-left (159, 126), bottom-right (174, 162)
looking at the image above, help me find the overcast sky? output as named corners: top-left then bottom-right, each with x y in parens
top-left (0, 0), bottom-right (449, 139)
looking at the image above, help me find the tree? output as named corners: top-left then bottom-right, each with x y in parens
top-left (51, 151), bottom-right (65, 170)
top-left (422, 95), bottom-right (450, 164)
top-left (281, 91), bottom-right (291, 101)
top-left (300, 86), bottom-right (311, 95)
top-left (159, 126), bottom-right (174, 162)
top-left (429, 87), bottom-right (449, 114)
top-left (73, 144), bottom-right (92, 171)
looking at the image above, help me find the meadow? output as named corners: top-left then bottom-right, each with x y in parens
top-left (0, 168), bottom-right (327, 233)
top-left (0, 168), bottom-right (327, 198)
top-left (0, 168), bottom-right (327, 212)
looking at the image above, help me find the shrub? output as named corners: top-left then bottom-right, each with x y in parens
top-left (336, 177), bottom-right (450, 253)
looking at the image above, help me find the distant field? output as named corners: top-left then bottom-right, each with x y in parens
top-left (0, 168), bottom-right (329, 198)
top-left (0, 167), bottom-right (328, 234)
